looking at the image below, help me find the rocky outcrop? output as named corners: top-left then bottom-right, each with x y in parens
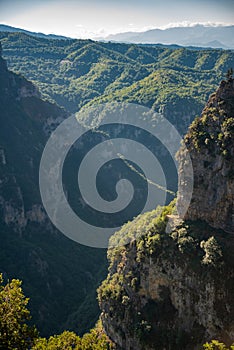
top-left (98, 79), bottom-right (234, 349)
top-left (178, 78), bottom-right (234, 233)
top-left (99, 212), bottom-right (234, 349)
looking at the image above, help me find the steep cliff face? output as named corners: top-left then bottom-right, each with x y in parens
top-left (0, 44), bottom-right (65, 230)
top-left (98, 79), bottom-right (234, 349)
top-left (0, 44), bottom-right (107, 336)
top-left (178, 77), bottom-right (234, 233)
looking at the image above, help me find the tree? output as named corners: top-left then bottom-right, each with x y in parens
top-left (226, 68), bottom-right (233, 81)
top-left (203, 340), bottom-right (234, 349)
top-left (79, 324), bottom-right (115, 350)
top-left (33, 331), bottom-right (81, 350)
top-left (0, 273), bottom-right (114, 350)
top-left (0, 273), bottom-right (38, 349)
top-left (32, 321), bottom-right (115, 350)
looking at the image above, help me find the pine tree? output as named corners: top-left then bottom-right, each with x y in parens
top-left (0, 274), bottom-right (38, 349)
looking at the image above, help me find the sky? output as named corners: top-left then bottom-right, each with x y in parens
top-left (0, 0), bottom-right (233, 39)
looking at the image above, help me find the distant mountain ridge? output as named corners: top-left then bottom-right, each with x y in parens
top-left (0, 24), bottom-right (69, 40)
top-left (1, 31), bottom-right (234, 121)
top-left (102, 24), bottom-right (234, 49)
top-left (1, 24), bottom-right (234, 50)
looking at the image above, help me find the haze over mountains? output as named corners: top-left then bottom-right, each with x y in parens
top-left (0, 24), bottom-right (68, 40)
top-left (1, 23), bottom-right (234, 50)
top-left (101, 24), bottom-right (234, 49)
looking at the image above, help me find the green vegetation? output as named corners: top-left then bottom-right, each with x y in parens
top-left (203, 340), bottom-right (234, 350)
top-left (1, 32), bottom-right (234, 135)
top-left (200, 236), bottom-right (223, 266)
top-left (187, 106), bottom-right (234, 155)
top-left (0, 274), bottom-right (37, 349)
top-left (1, 262), bottom-right (233, 349)
top-left (1, 33), bottom-right (234, 346)
top-left (0, 274), bottom-right (115, 349)
top-left (0, 50), bottom-right (108, 337)
top-left (98, 199), bottom-right (233, 349)
top-left (184, 76), bottom-right (234, 181)
top-left (32, 325), bottom-right (115, 350)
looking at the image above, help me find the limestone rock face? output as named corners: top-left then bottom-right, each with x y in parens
top-left (99, 215), bottom-right (234, 349)
top-left (98, 79), bottom-right (234, 349)
top-left (178, 78), bottom-right (234, 233)
top-left (0, 42), bottom-right (67, 232)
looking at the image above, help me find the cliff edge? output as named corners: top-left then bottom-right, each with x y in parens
top-left (98, 77), bottom-right (234, 349)
top-left (178, 76), bottom-right (234, 233)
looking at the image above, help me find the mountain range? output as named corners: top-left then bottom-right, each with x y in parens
top-left (0, 24), bottom-right (68, 40)
top-left (1, 23), bottom-right (234, 50)
top-left (1, 30), bottom-right (234, 131)
top-left (102, 24), bottom-right (234, 50)
top-left (0, 27), bottom-right (234, 346)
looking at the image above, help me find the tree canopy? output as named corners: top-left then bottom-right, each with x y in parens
top-left (0, 274), bottom-right (38, 349)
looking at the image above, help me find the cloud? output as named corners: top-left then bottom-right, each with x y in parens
top-left (73, 25), bottom-right (109, 39)
top-left (72, 21), bottom-right (234, 39)
top-left (98, 21), bottom-right (234, 37)
top-left (158, 21), bottom-right (233, 29)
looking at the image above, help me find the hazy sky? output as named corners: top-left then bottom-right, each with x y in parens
top-left (0, 0), bottom-right (233, 38)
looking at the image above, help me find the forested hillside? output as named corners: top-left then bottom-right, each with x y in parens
top-left (1, 32), bottom-right (234, 135)
top-left (0, 31), bottom-right (234, 344)
top-left (0, 43), bottom-right (107, 337)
